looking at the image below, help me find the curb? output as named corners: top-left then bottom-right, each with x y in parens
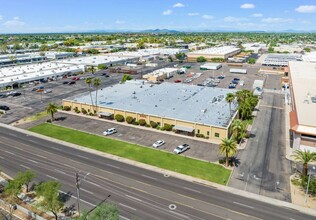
top-left (1, 122), bottom-right (316, 217)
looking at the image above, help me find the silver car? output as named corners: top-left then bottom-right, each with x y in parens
top-left (152, 140), bottom-right (165, 148)
top-left (173, 144), bottom-right (190, 154)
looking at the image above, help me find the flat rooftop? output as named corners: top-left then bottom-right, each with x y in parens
top-left (289, 61), bottom-right (316, 130)
top-left (55, 55), bottom-right (138, 66)
top-left (188, 46), bottom-right (240, 55)
top-left (263, 54), bottom-right (302, 66)
top-left (0, 62), bottom-right (84, 87)
top-left (65, 81), bottom-right (238, 128)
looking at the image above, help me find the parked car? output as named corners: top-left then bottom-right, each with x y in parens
top-left (232, 80), bottom-right (239, 84)
top-left (174, 79), bottom-right (181, 83)
top-left (72, 77), bottom-right (80, 81)
top-left (62, 81), bottom-right (69, 85)
top-left (173, 144), bottom-right (190, 154)
top-left (102, 73), bottom-right (109, 77)
top-left (0, 105), bottom-right (10, 111)
top-left (218, 75), bottom-right (225, 79)
top-left (103, 128), bottom-right (117, 136)
top-left (0, 93), bottom-right (8, 98)
top-left (68, 81), bottom-right (76, 85)
top-left (152, 140), bottom-right (165, 148)
top-left (44, 89), bottom-right (53, 94)
top-left (228, 83), bottom-right (236, 89)
top-left (233, 78), bottom-right (240, 81)
top-left (36, 89), bottom-right (44, 93)
top-left (11, 92), bottom-right (22, 97)
top-left (80, 76), bottom-right (86, 80)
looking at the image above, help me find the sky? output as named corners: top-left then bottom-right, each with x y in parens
top-left (0, 0), bottom-right (316, 33)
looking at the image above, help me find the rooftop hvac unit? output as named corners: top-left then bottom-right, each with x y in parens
top-left (311, 96), bottom-right (316, 103)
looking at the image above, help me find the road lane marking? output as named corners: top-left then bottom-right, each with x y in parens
top-left (77, 155), bottom-right (89, 159)
top-left (169, 210), bottom-right (189, 219)
top-left (20, 164), bottom-right (30, 169)
top-left (183, 187), bottom-right (201, 193)
top-left (62, 163), bottom-right (76, 169)
top-left (5, 151), bottom-right (14, 155)
top-left (60, 190), bottom-right (95, 207)
top-left (107, 164), bottom-right (120, 169)
top-left (120, 215), bottom-right (130, 220)
top-left (46, 175), bottom-right (58, 180)
top-left (141, 174), bottom-right (157, 180)
top-left (119, 203), bottom-right (136, 211)
top-left (80, 188), bottom-right (94, 195)
top-left (36, 154), bottom-right (47, 159)
top-left (125, 194), bottom-right (142, 202)
top-left (28, 159), bottom-right (38, 164)
top-left (233, 201), bottom-right (254, 209)
top-left (85, 180), bottom-right (101, 188)
top-left (0, 156), bottom-right (4, 159)
top-left (54, 169), bottom-right (66, 175)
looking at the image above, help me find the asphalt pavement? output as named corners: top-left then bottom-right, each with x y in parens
top-left (229, 93), bottom-right (292, 201)
top-left (0, 125), bottom-right (314, 220)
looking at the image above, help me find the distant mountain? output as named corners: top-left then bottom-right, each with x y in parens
top-left (140, 29), bottom-right (181, 33)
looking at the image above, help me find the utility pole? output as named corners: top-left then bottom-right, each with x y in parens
top-left (75, 172), bottom-right (80, 217)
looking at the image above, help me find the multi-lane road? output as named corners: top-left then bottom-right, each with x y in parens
top-left (0, 125), bottom-right (314, 220)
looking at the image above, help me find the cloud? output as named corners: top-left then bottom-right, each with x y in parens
top-left (240, 3), bottom-right (255, 9)
top-left (202, 14), bottom-right (214, 20)
top-left (252, 13), bottom-right (263, 17)
top-left (173, 3), bottom-right (185, 8)
top-left (262, 17), bottom-right (294, 23)
top-left (188, 13), bottom-right (199, 16)
top-left (3, 17), bottom-right (25, 28)
top-left (115, 20), bottom-right (125, 24)
top-left (0, 15), bottom-right (3, 21)
top-left (295, 5), bottom-right (316, 13)
top-left (162, 9), bottom-right (173, 15)
top-left (224, 16), bottom-right (245, 22)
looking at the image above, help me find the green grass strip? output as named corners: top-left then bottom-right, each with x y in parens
top-left (29, 123), bottom-right (230, 185)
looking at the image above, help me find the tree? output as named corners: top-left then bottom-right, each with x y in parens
top-left (175, 52), bottom-right (186, 61)
top-left (219, 138), bottom-right (237, 167)
top-left (46, 102), bottom-right (58, 122)
top-left (15, 170), bottom-right (36, 193)
top-left (35, 181), bottom-right (64, 220)
top-left (292, 150), bottom-right (316, 176)
top-left (225, 93), bottom-right (235, 115)
top-left (5, 180), bottom-right (21, 199)
top-left (248, 58), bottom-right (256, 64)
top-left (93, 78), bottom-right (101, 108)
top-left (85, 77), bottom-right (94, 107)
top-left (76, 203), bottom-right (119, 220)
top-left (196, 56), bottom-right (207, 62)
top-left (230, 119), bottom-right (244, 141)
top-left (98, 64), bottom-right (107, 70)
top-left (121, 74), bottom-right (132, 83)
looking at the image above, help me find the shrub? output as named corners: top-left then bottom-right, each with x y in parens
top-left (132, 121), bottom-right (139, 125)
top-left (115, 114), bottom-right (125, 122)
top-left (160, 127), bottom-right (165, 131)
top-left (145, 124), bottom-right (150, 128)
top-left (63, 106), bottom-right (71, 111)
top-left (163, 123), bottom-right (173, 131)
top-left (82, 108), bottom-right (87, 114)
top-left (126, 116), bottom-right (134, 124)
top-left (196, 56), bottom-right (207, 62)
top-left (138, 119), bottom-right (146, 126)
top-left (46, 119), bottom-right (52, 123)
top-left (150, 121), bottom-right (157, 128)
top-left (89, 112), bottom-right (94, 116)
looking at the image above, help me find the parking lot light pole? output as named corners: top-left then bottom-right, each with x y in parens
top-left (304, 166), bottom-right (315, 206)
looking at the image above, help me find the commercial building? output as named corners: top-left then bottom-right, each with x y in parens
top-left (0, 54), bottom-right (45, 68)
top-left (187, 46), bottom-right (241, 62)
top-left (200, 63), bottom-right (222, 70)
top-left (262, 54), bottom-right (302, 67)
top-left (0, 62), bottom-right (84, 88)
top-left (45, 52), bottom-right (75, 60)
top-left (55, 55), bottom-right (139, 67)
top-left (302, 52), bottom-right (316, 63)
top-left (63, 81), bottom-right (238, 143)
top-left (143, 68), bottom-right (178, 82)
top-left (289, 61), bottom-right (316, 152)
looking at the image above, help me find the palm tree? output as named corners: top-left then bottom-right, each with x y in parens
top-left (231, 119), bottom-right (244, 141)
top-left (225, 93), bottom-right (235, 115)
top-left (292, 150), bottom-right (316, 176)
top-left (46, 102), bottom-right (58, 122)
top-left (219, 138), bottom-right (238, 167)
top-left (85, 77), bottom-right (94, 107)
top-left (93, 78), bottom-right (101, 110)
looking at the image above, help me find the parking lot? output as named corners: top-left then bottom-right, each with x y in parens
top-left (53, 112), bottom-right (220, 162)
top-left (165, 62), bottom-right (265, 91)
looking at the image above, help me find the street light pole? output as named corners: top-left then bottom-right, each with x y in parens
top-left (304, 166), bottom-right (315, 207)
top-left (75, 172), bottom-right (90, 217)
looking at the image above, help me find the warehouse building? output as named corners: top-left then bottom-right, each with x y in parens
top-left (262, 54), bottom-right (302, 67)
top-left (0, 53), bottom-right (45, 67)
top-left (63, 81), bottom-right (238, 143)
top-left (143, 68), bottom-right (178, 82)
top-left (45, 52), bottom-right (75, 60)
top-left (200, 63), bottom-right (222, 70)
top-left (0, 62), bottom-right (84, 88)
top-left (55, 55), bottom-right (139, 67)
top-left (187, 46), bottom-right (240, 62)
top-left (289, 61), bottom-right (316, 152)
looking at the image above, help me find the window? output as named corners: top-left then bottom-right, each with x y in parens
top-left (197, 129), bottom-right (200, 134)
top-left (207, 131), bottom-right (210, 136)
top-left (215, 133), bottom-right (220, 138)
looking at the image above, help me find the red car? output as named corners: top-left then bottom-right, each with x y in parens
top-left (174, 79), bottom-right (181, 83)
top-left (72, 77), bottom-right (80, 81)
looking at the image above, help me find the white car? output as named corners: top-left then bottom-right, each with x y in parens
top-left (44, 89), bottom-right (53, 94)
top-left (173, 144), bottom-right (190, 154)
top-left (103, 128), bottom-right (117, 136)
top-left (152, 140), bottom-right (165, 148)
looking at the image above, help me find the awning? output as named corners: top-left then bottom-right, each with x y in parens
top-left (173, 125), bottom-right (194, 133)
top-left (98, 112), bottom-right (113, 117)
